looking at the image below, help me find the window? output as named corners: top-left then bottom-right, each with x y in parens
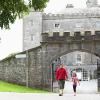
top-left (76, 54), bottom-right (82, 64)
top-left (29, 19), bottom-right (33, 26)
top-left (31, 20), bottom-right (33, 26)
top-left (95, 21), bottom-right (100, 28)
top-left (55, 23), bottom-right (60, 28)
top-left (31, 34), bottom-right (35, 41)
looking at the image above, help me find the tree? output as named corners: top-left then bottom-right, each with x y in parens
top-left (29, 0), bottom-right (49, 11)
top-left (0, 0), bottom-right (49, 29)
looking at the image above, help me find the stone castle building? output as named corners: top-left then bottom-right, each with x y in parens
top-left (23, 0), bottom-right (100, 81)
top-left (23, 0), bottom-right (100, 51)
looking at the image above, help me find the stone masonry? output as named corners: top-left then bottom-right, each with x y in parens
top-left (0, 0), bottom-right (100, 92)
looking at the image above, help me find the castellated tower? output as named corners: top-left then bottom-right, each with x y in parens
top-left (23, 9), bottom-right (43, 51)
top-left (23, 0), bottom-right (100, 51)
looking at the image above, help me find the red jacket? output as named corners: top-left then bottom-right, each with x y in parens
top-left (56, 67), bottom-right (68, 80)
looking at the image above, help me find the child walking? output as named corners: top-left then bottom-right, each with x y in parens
top-left (71, 72), bottom-right (80, 96)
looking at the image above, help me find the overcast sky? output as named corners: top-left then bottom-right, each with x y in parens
top-left (0, 0), bottom-right (100, 60)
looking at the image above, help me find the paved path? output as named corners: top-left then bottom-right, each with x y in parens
top-left (0, 92), bottom-right (100, 100)
top-left (53, 79), bottom-right (97, 93)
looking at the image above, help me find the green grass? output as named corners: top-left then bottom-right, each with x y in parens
top-left (0, 80), bottom-right (48, 93)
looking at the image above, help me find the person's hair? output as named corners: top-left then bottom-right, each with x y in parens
top-left (60, 64), bottom-right (64, 67)
top-left (72, 72), bottom-right (77, 77)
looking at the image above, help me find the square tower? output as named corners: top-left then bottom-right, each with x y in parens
top-left (23, 11), bottom-right (43, 51)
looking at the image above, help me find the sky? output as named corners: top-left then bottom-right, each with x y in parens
top-left (0, 0), bottom-right (100, 60)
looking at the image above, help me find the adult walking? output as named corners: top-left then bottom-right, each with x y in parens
top-left (56, 64), bottom-right (68, 96)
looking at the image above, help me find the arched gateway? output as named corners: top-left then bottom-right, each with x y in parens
top-left (41, 32), bottom-right (100, 93)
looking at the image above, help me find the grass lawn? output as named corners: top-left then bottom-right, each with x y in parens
top-left (0, 80), bottom-right (49, 93)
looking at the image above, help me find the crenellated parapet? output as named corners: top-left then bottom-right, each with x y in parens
top-left (41, 31), bottom-right (100, 43)
top-left (43, 8), bottom-right (100, 19)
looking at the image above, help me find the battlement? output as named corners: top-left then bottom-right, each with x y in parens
top-left (43, 8), bottom-right (100, 19)
top-left (41, 31), bottom-right (100, 43)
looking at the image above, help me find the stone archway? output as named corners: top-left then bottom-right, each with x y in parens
top-left (50, 51), bottom-right (99, 93)
top-left (41, 33), bottom-right (100, 92)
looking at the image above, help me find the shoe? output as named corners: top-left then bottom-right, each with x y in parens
top-left (74, 93), bottom-right (76, 96)
top-left (59, 94), bottom-right (63, 96)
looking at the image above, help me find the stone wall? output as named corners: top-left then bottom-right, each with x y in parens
top-left (0, 56), bottom-right (26, 85)
top-left (0, 46), bottom-right (52, 91)
top-left (0, 33), bottom-right (100, 92)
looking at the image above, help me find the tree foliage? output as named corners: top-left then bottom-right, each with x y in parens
top-left (0, 0), bottom-right (28, 29)
top-left (0, 0), bottom-right (49, 29)
top-left (29, 0), bottom-right (49, 11)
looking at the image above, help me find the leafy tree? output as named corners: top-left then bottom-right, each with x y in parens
top-left (29, 0), bottom-right (49, 11)
top-left (0, 0), bottom-right (49, 29)
top-left (0, 0), bottom-right (28, 29)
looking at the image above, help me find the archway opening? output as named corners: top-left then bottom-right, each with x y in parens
top-left (51, 51), bottom-right (100, 93)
